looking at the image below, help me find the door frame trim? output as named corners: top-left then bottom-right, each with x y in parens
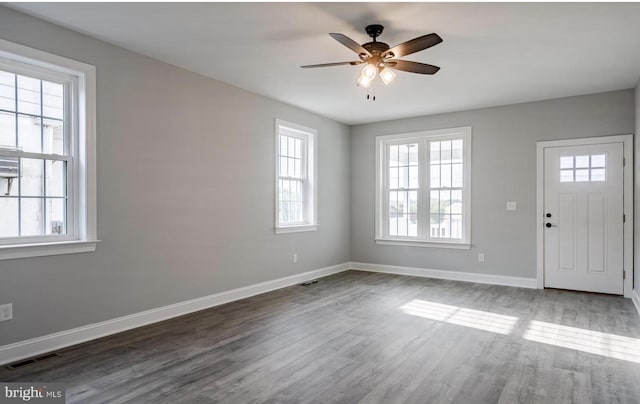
top-left (536, 134), bottom-right (633, 297)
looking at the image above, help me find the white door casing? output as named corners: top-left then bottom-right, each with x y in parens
top-left (537, 135), bottom-right (633, 297)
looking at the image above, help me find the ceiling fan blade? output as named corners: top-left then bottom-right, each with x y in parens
top-left (301, 61), bottom-right (363, 68)
top-left (383, 33), bottom-right (443, 58)
top-left (329, 33), bottom-right (372, 57)
top-left (386, 60), bottom-right (440, 75)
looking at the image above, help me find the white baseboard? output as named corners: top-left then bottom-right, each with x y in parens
top-left (350, 262), bottom-right (538, 289)
top-left (632, 289), bottom-right (640, 318)
top-left (0, 262), bottom-right (350, 366)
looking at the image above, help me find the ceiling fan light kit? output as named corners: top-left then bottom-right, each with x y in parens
top-left (301, 24), bottom-right (442, 99)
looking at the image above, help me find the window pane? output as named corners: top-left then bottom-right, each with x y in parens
top-left (397, 213), bottom-right (408, 236)
top-left (430, 165), bottom-right (440, 188)
top-left (279, 200), bottom-right (287, 223)
top-left (288, 157), bottom-right (294, 179)
top-left (288, 137), bottom-right (295, 158)
top-left (451, 190), bottom-right (462, 214)
top-left (21, 158), bottom-right (44, 196)
top-left (409, 213), bottom-right (417, 237)
top-left (294, 159), bottom-right (301, 178)
top-left (389, 167), bottom-right (398, 189)
top-left (17, 75), bottom-right (41, 115)
top-left (452, 163), bottom-right (463, 188)
top-left (591, 168), bottom-right (605, 182)
top-left (409, 144), bottom-right (418, 165)
top-left (399, 166), bottom-right (409, 188)
top-left (409, 166), bottom-right (418, 188)
top-left (440, 214), bottom-right (450, 238)
top-left (430, 142), bottom-right (440, 164)
top-left (18, 114), bottom-right (41, 153)
top-left (20, 197), bottom-right (43, 236)
top-left (280, 135), bottom-right (287, 156)
top-left (575, 155), bottom-right (589, 168)
top-left (450, 214), bottom-right (463, 239)
top-left (399, 144), bottom-right (409, 165)
top-left (297, 180), bottom-right (304, 202)
top-left (452, 139), bottom-right (463, 163)
top-left (430, 190), bottom-right (439, 214)
top-left (441, 140), bottom-right (452, 163)
top-left (0, 197), bottom-right (19, 237)
top-left (0, 71), bottom-right (15, 112)
top-left (292, 202), bottom-right (303, 223)
top-left (294, 138), bottom-right (301, 159)
top-left (389, 213), bottom-right (399, 236)
top-left (398, 191), bottom-right (407, 214)
top-left (591, 154), bottom-right (605, 168)
top-left (430, 214), bottom-right (441, 238)
top-left (560, 169), bottom-right (574, 183)
top-left (280, 157), bottom-right (287, 177)
top-left (560, 156), bottom-right (573, 169)
top-left (42, 81), bottom-right (63, 120)
top-left (575, 169), bottom-right (589, 182)
top-left (389, 145), bottom-right (399, 167)
top-left (46, 160), bottom-right (65, 197)
top-left (43, 118), bottom-right (64, 155)
top-left (0, 155), bottom-right (19, 196)
top-left (389, 191), bottom-right (398, 215)
top-left (46, 198), bottom-right (66, 235)
top-left (441, 164), bottom-right (452, 188)
top-left (0, 111), bottom-right (16, 148)
top-left (439, 190), bottom-right (451, 214)
top-left (409, 191), bottom-right (418, 214)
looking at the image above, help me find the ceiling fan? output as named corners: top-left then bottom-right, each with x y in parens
top-left (301, 24), bottom-right (442, 90)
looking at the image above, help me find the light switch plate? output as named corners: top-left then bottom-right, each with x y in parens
top-left (506, 201), bottom-right (517, 211)
top-left (0, 303), bottom-right (12, 322)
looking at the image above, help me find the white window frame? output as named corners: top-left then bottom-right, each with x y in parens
top-left (0, 39), bottom-right (97, 260)
top-left (274, 119), bottom-right (317, 234)
top-left (375, 126), bottom-right (472, 249)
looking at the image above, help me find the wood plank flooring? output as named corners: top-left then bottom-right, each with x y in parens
top-left (2, 270), bottom-right (640, 403)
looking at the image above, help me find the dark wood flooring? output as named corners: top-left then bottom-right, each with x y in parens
top-left (2, 270), bottom-right (640, 403)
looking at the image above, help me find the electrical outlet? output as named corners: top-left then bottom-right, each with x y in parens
top-left (506, 201), bottom-right (517, 211)
top-left (0, 303), bottom-right (12, 322)
top-left (478, 253), bottom-right (485, 263)
top-left (293, 254), bottom-right (298, 264)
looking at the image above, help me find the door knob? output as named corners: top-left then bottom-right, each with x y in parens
top-left (545, 223), bottom-right (553, 228)
top-left (546, 213), bottom-right (552, 218)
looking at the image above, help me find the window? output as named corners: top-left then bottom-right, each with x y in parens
top-left (375, 126), bottom-right (471, 248)
top-left (560, 154), bottom-right (606, 182)
top-left (275, 119), bottom-right (317, 233)
top-left (0, 39), bottom-right (96, 260)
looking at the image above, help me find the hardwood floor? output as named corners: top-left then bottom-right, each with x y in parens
top-left (2, 270), bottom-right (640, 403)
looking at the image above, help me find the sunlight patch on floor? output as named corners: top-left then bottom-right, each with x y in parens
top-left (522, 320), bottom-right (640, 364)
top-left (399, 299), bottom-right (519, 335)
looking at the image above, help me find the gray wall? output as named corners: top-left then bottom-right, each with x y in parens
top-left (636, 81), bottom-right (640, 293)
top-left (0, 7), bottom-right (350, 345)
top-left (351, 90), bottom-right (635, 279)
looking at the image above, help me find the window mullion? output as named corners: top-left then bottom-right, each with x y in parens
top-left (421, 138), bottom-right (429, 242)
top-left (14, 73), bottom-right (21, 237)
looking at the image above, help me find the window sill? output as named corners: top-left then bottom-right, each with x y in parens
top-left (0, 240), bottom-right (99, 261)
top-left (275, 224), bottom-right (318, 234)
top-left (375, 238), bottom-right (471, 250)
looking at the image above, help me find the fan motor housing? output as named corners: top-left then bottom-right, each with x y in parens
top-left (362, 41), bottom-right (390, 55)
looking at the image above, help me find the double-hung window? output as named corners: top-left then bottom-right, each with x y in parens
top-left (375, 126), bottom-right (471, 248)
top-left (275, 119), bottom-right (317, 233)
top-left (0, 39), bottom-right (96, 260)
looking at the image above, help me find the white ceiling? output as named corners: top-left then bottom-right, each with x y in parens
top-left (7, 3), bottom-right (640, 125)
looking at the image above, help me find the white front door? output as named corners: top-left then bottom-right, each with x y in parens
top-left (543, 142), bottom-right (624, 295)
